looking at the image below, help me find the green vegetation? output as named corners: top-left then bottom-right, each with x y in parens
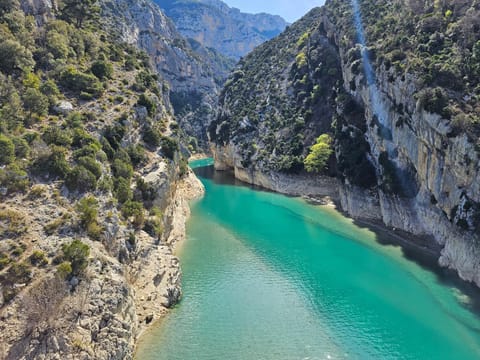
top-left (304, 134), bottom-right (333, 173)
top-left (210, 8), bottom-right (341, 173)
top-left (59, 240), bottom-right (90, 277)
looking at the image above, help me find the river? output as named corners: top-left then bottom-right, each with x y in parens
top-left (136, 159), bottom-right (480, 359)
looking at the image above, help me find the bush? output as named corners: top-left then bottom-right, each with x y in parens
top-left (66, 165), bottom-right (97, 192)
top-left (29, 250), bottom-right (48, 267)
top-left (33, 146), bottom-right (70, 178)
top-left (91, 60), bottom-right (113, 80)
top-left (0, 164), bottom-right (29, 194)
top-left (76, 195), bottom-right (98, 224)
top-left (61, 240), bottom-right (89, 276)
top-left (143, 126), bottom-right (161, 148)
top-left (114, 177), bottom-right (132, 204)
top-left (121, 200), bottom-right (144, 228)
top-left (160, 136), bottom-right (178, 160)
top-left (137, 93), bottom-right (156, 116)
top-left (0, 39), bottom-right (34, 73)
top-left (56, 261), bottom-right (72, 279)
top-left (43, 126), bottom-right (73, 146)
top-left (12, 137), bottom-right (30, 158)
top-left (72, 128), bottom-right (99, 148)
top-left (59, 66), bottom-right (103, 97)
top-left (23, 88), bottom-right (49, 116)
top-left (417, 87), bottom-right (450, 118)
top-left (5, 262), bottom-right (31, 285)
top-left (0, 134), bottom-right (15, 165)
top-left (0, 252), bottom-right (10, 270)
top-left (127, 144), bottom-right (146, 167)
top-left (77, 156), bottom-right (102, 179)
top-left (112, 158), bottom-right (133, 180)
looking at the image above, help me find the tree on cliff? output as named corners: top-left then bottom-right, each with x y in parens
top-left (59, 0), bottom-right (99, 28)
top-left (304, 134), bottom-right (333, 173)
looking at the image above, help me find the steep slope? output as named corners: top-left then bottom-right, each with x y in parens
top-left (210, 1), bottom-right (480, 286)
top-left (0, 1), bottom-right (203, 358)
top-left (101, 0), bottom-right (234, 150)
top-left (154, 0), bottom-right (288, 59)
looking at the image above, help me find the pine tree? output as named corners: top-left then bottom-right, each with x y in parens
top-left (59, 0), bottom-right (99, 28)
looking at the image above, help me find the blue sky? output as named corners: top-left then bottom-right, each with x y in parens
top-left (223, 0), bottom-right (325, 23)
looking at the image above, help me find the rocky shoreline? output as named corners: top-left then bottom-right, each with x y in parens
top-left (211, 146), bottom-right (480, 288)
top-left (132, 168), bottom-right (204, 345)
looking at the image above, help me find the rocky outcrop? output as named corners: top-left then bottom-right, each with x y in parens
top-left (210, 2), bottom-right (480, 286)
top-left (155, 0), bottom-right (288, 59)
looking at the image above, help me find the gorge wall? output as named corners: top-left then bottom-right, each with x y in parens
top-left (154, 0), bottom-right (288, 60)
top-left (210, 1), bottom-right (480, 285)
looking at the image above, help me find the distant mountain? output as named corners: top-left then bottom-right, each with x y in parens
top-left (154, 0), bottom-right (288, 59)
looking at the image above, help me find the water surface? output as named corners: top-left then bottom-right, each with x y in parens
top-left (136, 160), bottom-right (480, 359)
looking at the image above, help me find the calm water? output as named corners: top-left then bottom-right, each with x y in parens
top-left (136, 159), bottom-right (480, 359)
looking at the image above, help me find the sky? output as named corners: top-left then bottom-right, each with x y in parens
top-left (223, 0), bottom-right (325, 23)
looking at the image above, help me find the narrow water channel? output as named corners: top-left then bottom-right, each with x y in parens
top-left (136, 159), bottom-right (480, 359)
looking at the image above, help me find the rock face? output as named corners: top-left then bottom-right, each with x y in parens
top-left (210, 2), bottom-right (480, 286)
top-left (101, 0), bottom-right (234, 149)
top-left (155, 0), bottom-right (288, 59)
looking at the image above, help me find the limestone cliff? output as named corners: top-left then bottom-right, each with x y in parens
top-left (101, 0), bottom-right (234, 149)
top-left (154, 0), bottom-right (288, 59)
top-left (210, 2), bottom-right (480, 286)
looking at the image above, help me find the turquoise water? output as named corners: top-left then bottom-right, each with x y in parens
top-left (136, 159), bottom-right (480, 359)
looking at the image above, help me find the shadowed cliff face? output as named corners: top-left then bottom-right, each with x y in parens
top-left (154, 0), bottom-right (288, 60)
top-left (210, 0), bottom-right (480, 286)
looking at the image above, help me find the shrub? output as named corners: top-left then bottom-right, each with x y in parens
top-left (137, 93), bottom-right (156, 116)
top-left (33, 146), bottom-right (70, 178)
top-left (121, 200), bottom-right (144, 228)
top-left (66, 112), bottom-right (84, 128)
top-left (12, 137), bottom-right (30, 158)
top-left (5, 262), bottom-right (31, 284)
top-left (59, 66), bottom-right (103, 97)
top-left (76, 195), bottom-right (97, 224)
top-left (143, 126), bottom-right (161, 148)
top-left (112, 158), bottom-right (133, 180)
top-left (91, 60), bottom-right (113, 80)
top-left (65, 165), bottom-right (97, 192)
top-left (72, 128), bottom-right (99, 148)
top-left (61, 240), bottom-right (89, 276)
top-left (417, 87), bottom-right (450, 118)
top-left (56, 261), bottom-right (72, 279)
top-left (114, 177), bottom-right (132, 204)
top-left (0, 164), bottom-right (29, 194)
top-left (29, 250), bottom-right (48, 267)
top-left (43, 126), bottom-right (73, 146)
top-left (0, 134), bottom-right (15, 165)
top-left (0, 39), bottom-right (34, 73)
top-left (160, 136), bottom-right (178, 160)
top-left (77, 156), bottom-right (102, 179)
top-left (0, 209), bottom-right (27, 239)
top-left (40, 79), bottom-right (60, 97)
top-left (23, 88), bottom-right (50, 115)
top-left (126, 145), bottom-right (146, 167)
top-left (0, 252), bottom-right (10, 270)
top-left (73, 144), bottom-right (99, 159)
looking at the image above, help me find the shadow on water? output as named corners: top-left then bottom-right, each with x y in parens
top-left (194, 163), bottom-right (480, 319)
